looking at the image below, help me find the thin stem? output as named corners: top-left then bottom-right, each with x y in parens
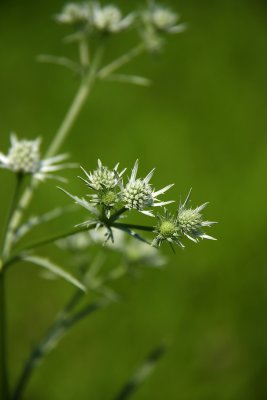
top-left (5, 225), bottom-right (97, 270)
top-left (46, 44), bottom-right (103, 158)
top-left (2, 178), bottom-right (34, 261)
top-left (98, 43), bottom-right (145, 80)
top-left (109, 207), bottom-right (127, 223)
top-left (0, 271), bottom-right (9, 400)
top-left (45, 83), bottom-right (91, 158)
top-left (0, 175), bottom-right (23, 400)
top-left (2, 47), bottom-right (104, 260)
top-left (112, 222), bottom-right (154, 232)
top-left (79, 37), bottom-right (90, 67)
top-left (12, 300), bottom-right (107, 400)
top-left (113, 344), bottom-right (167, 400)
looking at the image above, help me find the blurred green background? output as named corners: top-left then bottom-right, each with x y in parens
top-left (1, 0), bottom-right (267, 399)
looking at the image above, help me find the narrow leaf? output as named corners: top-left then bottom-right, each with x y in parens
top-left (23, 255), bottom-right (86, 292)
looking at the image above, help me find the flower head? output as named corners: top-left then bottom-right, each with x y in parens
top-left (0, 134), bottom-right (74, 181)
top-left (79, 160), bottom-right (125, 213)
top-left (122, 160), bottom-right (174, 216)
top-left (177, 190), bottom-right (216, 242)
top-left (80, 159), bottom-right (124, 191)
top-left (91, 2), bottom-right (135, 33)
top-left (142, 3), bottom-right (186, 34)
top-left (152, 208), bottom-right (184, 249)
top-left (153, 190), bottom-right (216, 249)
top-left (139, 2), bottom-right (186, 52)
top-left (56, 2), bottom-right (91, 25)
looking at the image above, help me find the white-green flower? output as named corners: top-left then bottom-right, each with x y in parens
top-left (80, 159), bottom-right (124, 191)
top-left (56, 2), bottom-right (91, 25)
top-left (177, 190), bottom-right (216, 242)
top-left (0, 134), bottom-right (74, 181)
top-left (153, 190), bottom-right (216, 248)
top-left (142, 3), bottom-right (186, 34)
top-left (91, 2), bottom-right (135, 33)
top-left (79, 160), bottom-right (126, 212)
top-left (122, 160), bottom-right (174, 216)
top-left (152, 208), bottom-right (184, 249)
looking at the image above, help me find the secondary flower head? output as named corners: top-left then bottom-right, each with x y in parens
top-left (91, 2), bottom-right (135, 33)
top-left (142, 2), bottom-right (186, 34)
top-left (0, 134), bottom-right (74, 181)
top-left (56, 2), bottom-right (91, 25)
top-left (152, 209), bottom-right (184, 249)
top-left (122, 160), bottom-right (174, 216)
top-left (153, 190), bottom-right (216, 248)
top-left (177, 190), bottom-right (216, 242)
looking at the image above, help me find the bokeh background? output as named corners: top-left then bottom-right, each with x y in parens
top-left (1, 0), bottom-right (267, 399)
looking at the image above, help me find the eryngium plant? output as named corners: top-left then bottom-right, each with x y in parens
top-left (0, 2), bottom-right (215, 400)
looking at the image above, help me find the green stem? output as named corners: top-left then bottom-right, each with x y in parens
top-left (5, 225), bottom-right (97, 270)
top-left (12, 299), bottom-right (107, 400)
top-left (79, 37), bottom-right (90, 68)
top-left (0, 175), bottom-right (24, 400)
top-left (0, 271), bottom-right (9, 400)
top-left (2, 47), bottom-right (104, 260)
top-left (112, 222), bottom-right (154, 232)
top-left (109, 207), bottom-right (127, 223)
top-left (98, 43), bottom-right (145, 80)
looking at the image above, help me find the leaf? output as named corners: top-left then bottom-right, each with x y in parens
top-left (23, 255), bottom-right (86, 292)
top-left (103, 74), bottom-right (152, 87)
top-left (14, 205), bottom-right (75, 242)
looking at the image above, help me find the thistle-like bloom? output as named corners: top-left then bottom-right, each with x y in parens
top-left (91, 2), bottom-right (135, 33)
top-left (142, 3), bottom-right (186, 34)
top-left (153, 190), bottom-right (216, 248)
top-left (56, 2), bottom-right (91, 25)
top-left (152, 209), bottom-right (184, 249)
top-left (79, 160), bottom-right (125, 211)
top-left (0, 134), bottom-right (74, 181)
top-left (122, 160), bottom-right (174, 216)
top-left (177, 191), bottom-right (216, 242)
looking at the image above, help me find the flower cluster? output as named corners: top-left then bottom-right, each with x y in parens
top-left (0, 133), bottom-right (75, 181)
top-left (56, 1), bottom-right (135, 34)
top-left (60, 160), bottom-right (216, 250)
top-left (56, 1), bottom-right (186, 49)
top-left (140, 2), bottom-right (187, 51)
top-left (153, 190), bottom-right (216, 249)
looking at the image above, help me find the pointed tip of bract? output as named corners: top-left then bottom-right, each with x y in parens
top-left (130, 159), bottom-right (139, 182)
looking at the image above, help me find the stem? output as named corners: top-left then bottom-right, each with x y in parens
top-left (2, 47), bottom-right (104, 260)
top-left (2, 178), bottom-right (34, 261)
top-left (98, 43), bottom-right (145, 80)
top-left (12, 300), bottom-right (106, 400)
top-left (0, 175), bottom-right (24, 400)
top-left (109, 207), bottom-right (127, 223)
top-left (0, 271), bottom-right (9, 400)
top-left (45, 83), bottom-right (91, 158)
top-left (112, 222), bottom-right (154, 232)
top-left (4, 225), bottom-right (97, 270)
top-left (79, 37), bottom-right (90, 67)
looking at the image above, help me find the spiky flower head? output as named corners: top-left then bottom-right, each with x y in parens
top-left (122, 160), bottom-right (174, 216)
top-left (91, 2), bottom-right (135, 33)
top-left (0, 134), bottom-right (74, 181)
top-left (177, 190), bottom-right (216, 243)
top-left (152, 209), bottom-right (184, 249)
top-left (78, 160), bottom-right (126, 215)
top-left (56, 2), bottom-right (91, 25)
top-left (80, 159), bottom-right (124, 191)
top-left (153, 190), bottom-right (216, 249)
